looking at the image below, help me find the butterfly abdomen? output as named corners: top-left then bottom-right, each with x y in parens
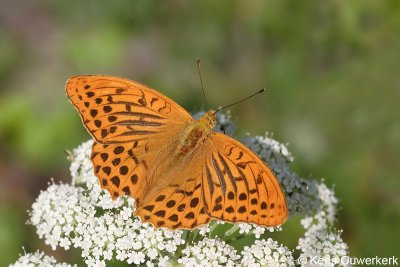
top-left (177, 110), bottom-right (217, 156)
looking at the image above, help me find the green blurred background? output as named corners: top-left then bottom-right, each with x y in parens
top-left (1, 0), bottom-right (399, 265)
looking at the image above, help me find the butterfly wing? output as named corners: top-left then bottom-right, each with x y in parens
top-left (135, 131), bottom-right (287, 230)
top-left (90, 141), bottom-right (150, 200)
top-left (202, 132), bottom-right (288, 227)
top-left (66, 75), bottom-right (192, 143)
top-left (135, 174), bottom-right (212, 230)
top-left (134, 145), bottom-right (212, 230)
top-left (66, 75), bottom-right (193, 200)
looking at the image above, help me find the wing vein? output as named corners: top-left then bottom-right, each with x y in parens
top-left (211, 155), bottom-right (226, 195)
top-left (217, 152), bottom-right (237, 194)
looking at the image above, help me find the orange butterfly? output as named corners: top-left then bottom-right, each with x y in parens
top-left (66, 75), bottom-right (287, 230)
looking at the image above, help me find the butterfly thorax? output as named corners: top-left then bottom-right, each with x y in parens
top-left (177, 110), bottom-right (217, 156)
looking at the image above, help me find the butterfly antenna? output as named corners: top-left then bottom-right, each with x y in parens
top-left (213, 88), bottom-right (267, 114)
top-left (197, 58), bottom-right (210, 109)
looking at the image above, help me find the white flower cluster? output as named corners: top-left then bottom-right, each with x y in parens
top-left (68, 139), bottom-right (95, 185)
top-left (296, 182), bottom-right (349, 266)
top-left (29, 141), bottom-right (184, 266)
top-left (178, 237), bottom-right (240, 266)
top-left (11, 112), bottom-right (351, 267)
top-left (222, 223), bottom-right (279, 240)
top-left (297, 229), bottom-right (349, 267)
top-left (300, 182), bottom-right (338, 232)
top-left (10, 250), bottom-right (75, 267)
top-left (241, 239), bottom-right (294, 267)
top-left (179, 237), bottom-right (294, 267)
top-left (237, 223), bottom-right (270, 239)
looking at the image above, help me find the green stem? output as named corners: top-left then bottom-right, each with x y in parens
top-left (224, 224), bottom-right (240, 238)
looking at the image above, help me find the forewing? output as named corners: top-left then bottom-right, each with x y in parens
top-left (202, 133), bottom-right (288, 227)
top-left (67, 75), bottom-right (192, 201)
top-left (66, 75), bottom-right (193, 144)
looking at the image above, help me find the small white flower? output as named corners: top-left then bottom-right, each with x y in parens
top-left (238, 223), bottom-right (252, 234)
top-left (179, 238), bottom-right (240, 266)
top-left (297, 228), bottom-right (349, 267)
top-left (10, 250), bottom-right (76, 267)
top-left (241, 239), bottom-right (294, 267)
top-left (198, 224), bottom-right (211, 235)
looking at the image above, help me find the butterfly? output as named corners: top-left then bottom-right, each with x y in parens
top-left (66, 75), bottom-right (288, 230)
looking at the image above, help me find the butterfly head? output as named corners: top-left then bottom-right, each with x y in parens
top-left (201, 110), bottom-right (217, 130)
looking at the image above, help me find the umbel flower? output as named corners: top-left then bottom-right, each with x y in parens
top-left (11, 113), bottom-right (350, 266)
